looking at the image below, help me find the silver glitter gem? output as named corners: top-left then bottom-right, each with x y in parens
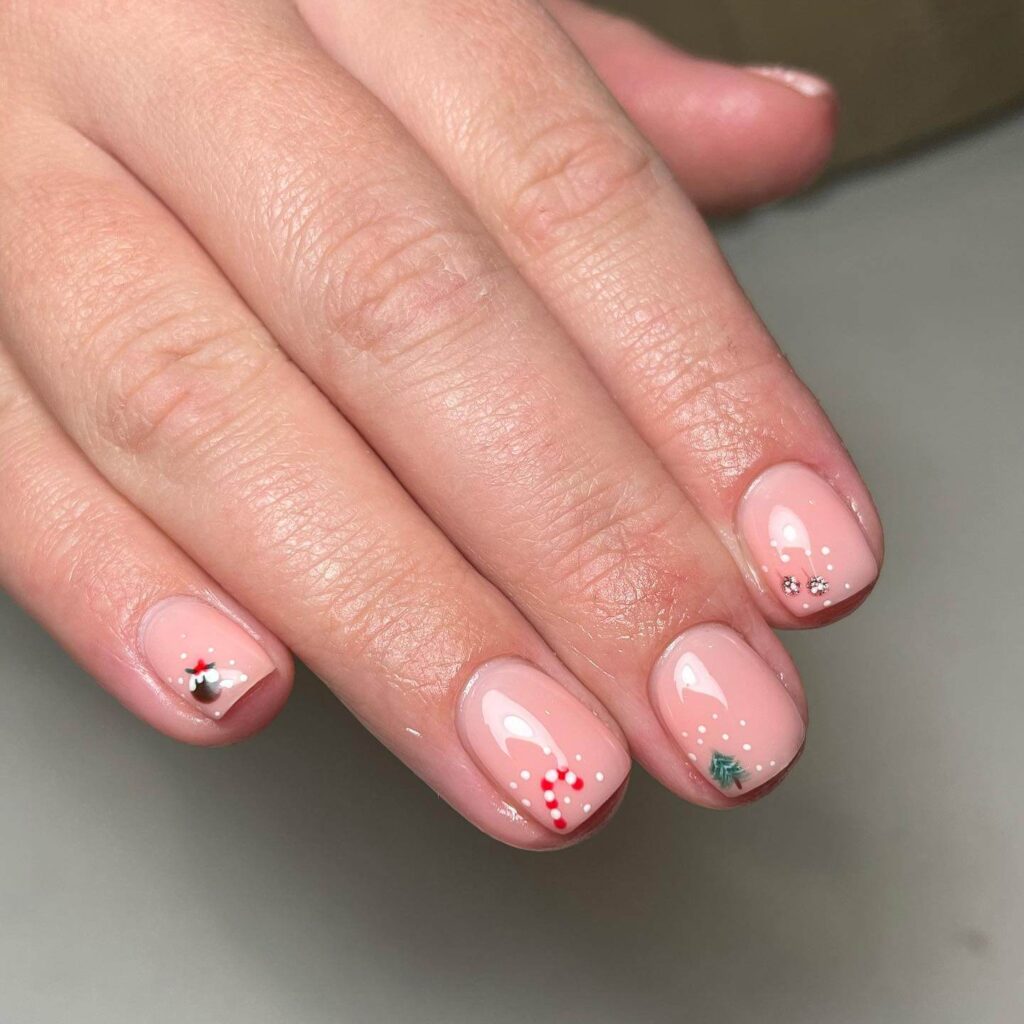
top-left (808, 575), bottom-right (830, 597)
top-left (781, 575), bottom-right (801, 596)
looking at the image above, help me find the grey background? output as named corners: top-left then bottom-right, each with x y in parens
top-left (2, 113), bottom-right (1022, 1024)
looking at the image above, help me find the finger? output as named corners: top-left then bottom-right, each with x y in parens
top-left (0, 348), bottom-right (292, 743)
top-left (0, 113), bottom-right (630, 845)
top-left (38, 2), bottom-right (809, 803)
top-left (297, 0), bottom-right (883, 627)
top-left (544, 0), bottom-right (838, 213)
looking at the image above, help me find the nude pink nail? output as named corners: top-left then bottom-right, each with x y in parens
top-left (650, 624), bottom-right (804, 796)
top-left (738, 462), bottom-right (878, 617)
top-left (141, 597), bottom-right (274, 720)
top-left (457, 659), bottom-right (630, 835)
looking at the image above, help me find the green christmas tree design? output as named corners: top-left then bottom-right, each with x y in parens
top-left (709, 751), bottom-right (748, 790)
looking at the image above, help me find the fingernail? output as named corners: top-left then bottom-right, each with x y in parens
top-left (651, 624), bottom-right (804, 796)
top-left (738, 462), bottom-right (878, 617)
top-left (141, 597), bottom-right (274, 720)
top-left (457, 659), bottom-right (630, 835)
top-left (744, 64), bottom-right (834, 99)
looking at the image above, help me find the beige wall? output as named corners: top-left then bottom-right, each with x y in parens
top-left (606, 0), bottom-right (1024, 165)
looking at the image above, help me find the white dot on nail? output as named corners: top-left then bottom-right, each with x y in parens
top-left (509, 782), bottom-right (517, 790)
top-left (595, 772), bottom-right (605, 782)
top-left (756, 764), bottom-right (763, 772)
top-left (214, 711), bottom-right (222, 718)
top-left (575, 753), bottom-right (582, 761)
top-left (769, 540), bottom-right (778, 548)
top-left (179, 653), bottom-right (187, 660)
top-left (688, 753), bottom-right (697, 762)
top-left (177, 677), bottom-right (184, 685)
top-left (697, 739), bottom-right (704, 746)
top-left (542, 746), bottom-right (552, 755)
top-left (722, 734), bottom-right (730, 741)
top-left (845, 582), bottom-right (852, 590)
top-left (780, 554), bottom-right (791, 563)
top-left (824, 600), bottom-right (832, 607)
top-left (229, 659), bottom-right (236, 666)
top-left (761, 565), bottom-right (769, 572)
top-left (803, 603), bottom-right (810, 609)
top-left (520, 770), bottom-right (530, 780)
top-left (743, 743), bottom-right (752, 751)
top-left (770, 760), bottom-right (777, 767)
top-left (740, 719), bottom-right (747, 727)
top-left (804, 549), bottom-right (812, 557)
top-left (208, 647), bottom-right (215, 653)
top-left (711, 713), bottom-right (718, 720)
top-left (239, 674), bottom-right (248, 683)
top-left (698, 725), bottom-right (707, 734)
top-left (583, 803), bottom-right (592, 813)
top-left (522, 799), bottom-right (531, 807)
top-left (826, 564), bottom-right (834, 572)
top-left (563, 797), bottom-right (571, 805)
top-left (681, 731), bottom-right (689, 738)
top-left (821, 546), bottom-right (831, 555)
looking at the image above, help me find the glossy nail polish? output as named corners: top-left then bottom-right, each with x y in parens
top-left (141, 597), bottom-right (274, 720)
top-left (457, 659), bottom-right (630, 835)
top-left (650, 624), bottom-right (804, 796)
top-left (738, 462), bottom-right (878, 616)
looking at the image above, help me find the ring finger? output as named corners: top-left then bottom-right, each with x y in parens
top-left (0, 113), bottom-right (630, 847)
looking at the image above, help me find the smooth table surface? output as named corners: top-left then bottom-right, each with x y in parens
top-left (2, 114), bottom-right (1022, 1024)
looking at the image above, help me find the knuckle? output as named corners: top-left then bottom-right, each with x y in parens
top-left (300, 200), bottom-right (504, 369)
top-left (536, 470), bottom-right (703, 637)
top-left (92, 298), bottom-right (277, 458)
top-left (503, 116), bottom-right (662, 252)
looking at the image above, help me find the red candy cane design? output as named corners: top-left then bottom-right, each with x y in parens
top-left (540, 766), bottom-right (584, 829)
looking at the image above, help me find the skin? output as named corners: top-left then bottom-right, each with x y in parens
top-left (0, 0), bottom-right (879, 849)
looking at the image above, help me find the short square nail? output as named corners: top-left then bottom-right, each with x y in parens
top-left (738, 462), bottom-right (878, 616)
top-left (456, 659), bottom-right (630, 835)
top-left (650, 624), bottom-right (805, 796)
top-left (141, 597), bottom-right (274, 720)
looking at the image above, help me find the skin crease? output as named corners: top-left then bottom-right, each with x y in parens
top-left (0, 0), bottom-right (872, 850)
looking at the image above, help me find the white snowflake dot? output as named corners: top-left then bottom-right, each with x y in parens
top-left (780, 553), bottom-right (791, 563)
top-left (697, 739), bottom-right (704, 746)
top-left (722, 733), bottom-right (730, 741)
top-left (179, 653), bottom-right (187, 660)
top-left (698, 725), bottom-right (707, 734)
top-left (583, 803), bottom-right (592, 813)
top-left (739, 719), bottom-right (747, 727)
top-left (563, 796), bottom-right (571, 805)
top-left (742, 743), bottom-right (752, 751)
top-left (509, 782), bottom-right (518, 790)
top-left (687, 753), bottom-right (697, 762)
top-left (520, 770), bottom-right (531, 781)
top-left (756, 764), bottom-right (763, 772)
top-left (575, 753), bottom-right (582, 762)
top-left (821, 546), bottom-right (831, 555)
top-left (544, 769), bottom-right (558, 783)
top-left (522, 799), bottom-right (531, 807)
top-left (595, 771), bottom-right (605, 782)
top-left (770, 760), bottom-right (777, 767)
top-left (845, 582), bottom-right (852, 590)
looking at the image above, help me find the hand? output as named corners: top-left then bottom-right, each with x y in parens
top-left (0, 0), bottom-right (879, 848)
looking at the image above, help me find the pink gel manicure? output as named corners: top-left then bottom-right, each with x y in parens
top-left (457, 659), bottom-right (630, 835)
top-left (142, 598), bottom-right (274, 720)
top-left (650, 624), bottom-right (804, 797)
top-left (738, 462), bottom-right (878, 617)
